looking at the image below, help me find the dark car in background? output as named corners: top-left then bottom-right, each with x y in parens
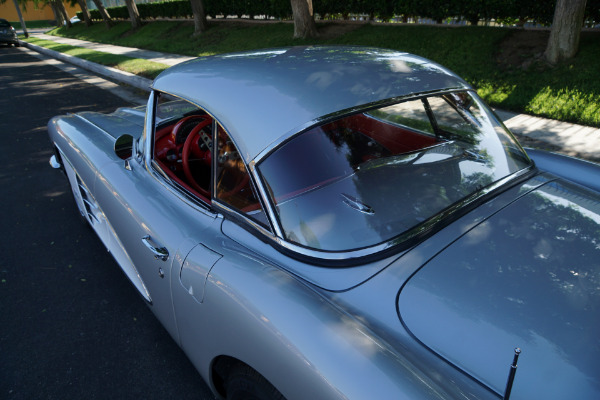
top-left (0, 18), bottom-right (19, 47)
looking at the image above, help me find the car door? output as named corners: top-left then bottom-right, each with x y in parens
top-left (93, 93), bottom-right (223, 342)
top-left (95, 159), bottom-right (219, 341)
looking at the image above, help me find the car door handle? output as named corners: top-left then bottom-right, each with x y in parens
top-left (141, 235), bottom-right (169, 261)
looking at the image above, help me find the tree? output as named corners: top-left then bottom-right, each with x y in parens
top-left (544, 0), bottom-right (587, 64)
top-left (76, 0), bottom-right (93, 26)
top-left (290, 0), bottom-right (318, 38)
top-left (91, 0), bottom-right (113, 28)
top-left (124, 0), bottom-right (142, 29)
top-left (190, 0), bottom-right (207, 35)
top-left (48, 0), bottom-right (63, 25)
top-left (52, 0), bottom-right (71, 28)
top-left (8, 0), bottom-right (28, 37)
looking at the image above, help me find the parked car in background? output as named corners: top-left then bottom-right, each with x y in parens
top-left (47, 46), bottom-right (600, 400)
top-left (0, 18), bottom-right (19, 47)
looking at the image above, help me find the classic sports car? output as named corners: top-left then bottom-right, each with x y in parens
top-left (48, 46), bottom-right (600, 400)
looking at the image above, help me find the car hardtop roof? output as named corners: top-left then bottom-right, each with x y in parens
top-left (152, 45), bottom-right (471, 163)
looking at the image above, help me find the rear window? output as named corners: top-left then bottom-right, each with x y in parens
top-left (258, 91), bottom-right (531, 252)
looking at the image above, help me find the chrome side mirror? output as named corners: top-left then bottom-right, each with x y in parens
top-left (115, 134), bottom-right (134, 160)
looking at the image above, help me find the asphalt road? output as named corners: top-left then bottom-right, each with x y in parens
top-left (0, 46), bottom-right (215, 400)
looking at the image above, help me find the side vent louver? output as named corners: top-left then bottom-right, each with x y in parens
top-left (76, 175), bottom-right (100, 224)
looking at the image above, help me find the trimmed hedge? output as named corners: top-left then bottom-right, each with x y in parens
top-left (81, 0), bottom-right (599, 26)
top-left (85, 0), bottom-right (293, 21)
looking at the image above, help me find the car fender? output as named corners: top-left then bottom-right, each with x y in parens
top-left (172, 232), bottom-right (459, 400)
top-left (48, 115), bottom-right (121, 192)
top-left (526, 147), bottom-right (600, 193)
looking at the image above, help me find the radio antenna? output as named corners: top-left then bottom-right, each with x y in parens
top-left (503, 348), bottom-right (521, 400)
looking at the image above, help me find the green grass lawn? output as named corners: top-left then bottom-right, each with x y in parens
top-left (25, 37), bottom-right (168, 79)
top-left (45, 21), bottom-right (600, 127)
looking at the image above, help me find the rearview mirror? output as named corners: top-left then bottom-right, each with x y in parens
top-left (115, 134), bottom-right (134, 160)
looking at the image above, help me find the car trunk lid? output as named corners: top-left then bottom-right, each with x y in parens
top-left (397, 178), bottom-right (600, 399)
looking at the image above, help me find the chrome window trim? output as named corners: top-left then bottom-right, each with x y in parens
top-left (142, 89), bottom-right (217, 218)
top-left (142, 90), bottom-right (156, 168)
top-left (215, 132), bottom-right (276, 235)
top-left (213, 200), bottom-right (276, 240)
top-left (248, 161), bottom-right (283, 238)
top-left (148, 159), bottom-right (217, 218)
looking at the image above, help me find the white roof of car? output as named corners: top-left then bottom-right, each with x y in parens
top-left (152, 46), bottom-right (470, 163)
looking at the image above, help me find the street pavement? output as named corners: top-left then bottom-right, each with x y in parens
top-left (20, 32), bottom-right (600, 162)
top-left (0, 46), bottom-right (215, 400)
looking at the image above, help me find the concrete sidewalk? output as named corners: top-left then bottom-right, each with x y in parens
top-left (33, 33), bottom-right (195, 66)
top-left (22, 33), bottom-right (600, 162)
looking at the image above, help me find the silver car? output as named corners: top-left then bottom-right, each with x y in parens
top-left (48, 46), bottom-right (600, 400)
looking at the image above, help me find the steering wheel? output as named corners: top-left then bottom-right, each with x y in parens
top-left (217, 167), bottom-right (250, 201)
top-left (182, 119), bottom-right (213, 198)
top-left (216, 147), bottom-right (250, 201)
top-left (171, 115), bottom-right (207, 144)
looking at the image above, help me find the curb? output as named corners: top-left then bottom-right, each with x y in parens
top-left (21, 40), bottom-right (153, 93)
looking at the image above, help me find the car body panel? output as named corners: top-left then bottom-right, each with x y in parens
top-left (399, 177), bottom-right (600, 399)
top-left (47, 46), bottom-right (600, 400)
top-left (527, 147), bottom-right (600, 193)
top-left (173, 235), bottom-right (497, 400)
top-left (94, 158), bottom-right (220, 340)
top-left (75, 107), bottom-right (146, 141)
top-left (49, 111), bottom-right (156, 302)
top-left (222, 173), bottom-right (552, 292)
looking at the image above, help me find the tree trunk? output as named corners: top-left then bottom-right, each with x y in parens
top-left (190, 0), bottom-right (207, 35)
top-left (11, 0), bottom-right (28, 38)
top-left (544, 0), bottom-right (587, 64)
top-left (125, 0), bottom-right (142, 29)
top-left (77, 0), bottom-right (93, 27)
top-left (92, 0), bottom-right (114, 28)
top-left (55, 0), bottom-right (72, 28)
top-left (49, 2), bottom-right (64, 27)
top-left (290, 0), bottom-right (318, 39)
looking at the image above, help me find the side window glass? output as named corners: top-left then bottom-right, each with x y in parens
top-left (153, 93), bottom-right (213, 201)
top-left (369, 98), bottom-right (435, 135)
top-left (215, 125), bottom-right (269, 228)
top-left (427, 95), bottom-right (480, 138)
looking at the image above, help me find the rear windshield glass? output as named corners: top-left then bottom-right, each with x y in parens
top-left (258, 91), bottom-right (531, 252)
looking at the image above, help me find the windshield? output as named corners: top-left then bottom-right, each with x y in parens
top-left (258, 91), bottom-right (531, 252)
